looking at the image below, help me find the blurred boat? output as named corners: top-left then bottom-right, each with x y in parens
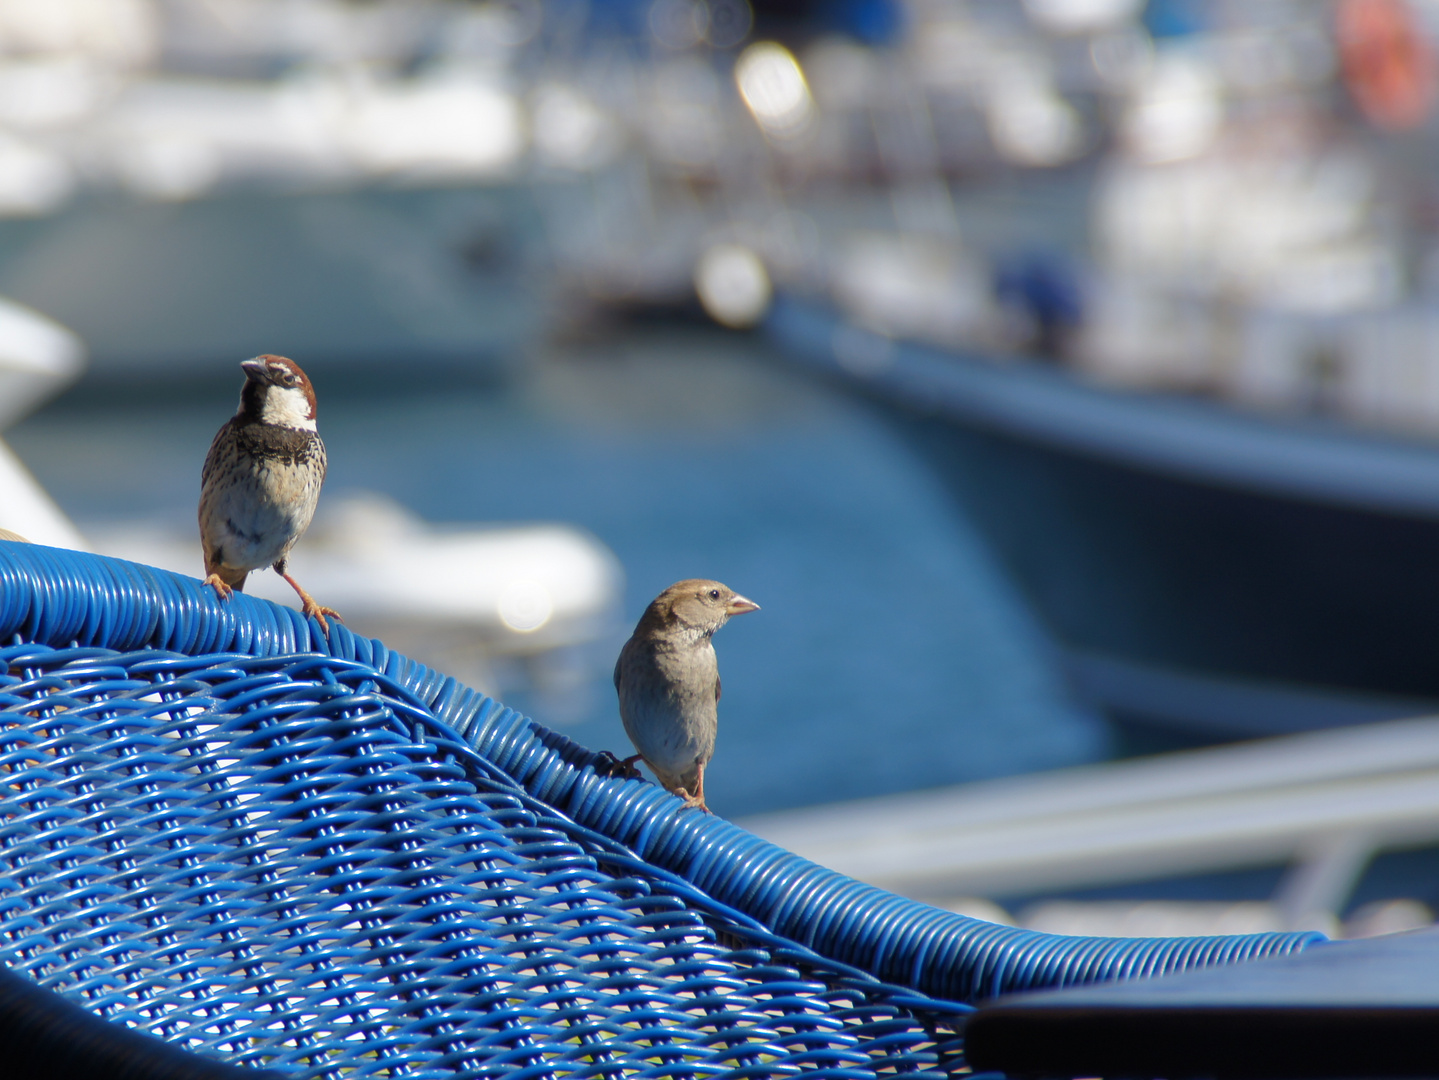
top-left (767, 294), bottom-right (1439, 745)
top-left (0, 0), bottom-right (556, 381)
top-left (0, 184), bottom-right (546, 381)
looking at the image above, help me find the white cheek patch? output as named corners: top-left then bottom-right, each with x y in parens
top-left (260, 385), bottom-right (316, 430)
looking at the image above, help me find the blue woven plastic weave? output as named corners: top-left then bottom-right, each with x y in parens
top-left (0, 541), bottom-right (1323, 1077)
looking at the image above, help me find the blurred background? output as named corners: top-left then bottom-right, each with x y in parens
top-left (4, 0), bottom-right (1439, 940)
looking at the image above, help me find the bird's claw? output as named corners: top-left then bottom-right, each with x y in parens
top-left (202, 574), bottom-right (234, 602)
top-left (301, 602), bottom-right (342, 635)
top-left (593, 751), bottom-right (643, 781)
top-left (677, 789), bottom-right (711, 813)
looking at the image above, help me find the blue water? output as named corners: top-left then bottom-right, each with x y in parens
top-left (9, 322), bottom-right (1108, 815)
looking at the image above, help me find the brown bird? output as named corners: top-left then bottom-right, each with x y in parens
top-left (614, 579), bottom-right (759, 812)
top-left (198, 354), bottom-right (340, 632)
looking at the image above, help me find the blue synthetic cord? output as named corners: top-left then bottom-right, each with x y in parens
top-left (0, 540), bottom-right (1325, 1005)
top-left (2, 645), bottom-right (973, 1077)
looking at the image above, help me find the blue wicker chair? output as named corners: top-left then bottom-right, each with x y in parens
top-left (0, 541), bottom-right (1322, 1078)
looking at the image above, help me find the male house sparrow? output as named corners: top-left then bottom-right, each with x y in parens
top-left (198, 354), bottom-right (340, 632)
top-left (614, 579), bottom-right (759, 812)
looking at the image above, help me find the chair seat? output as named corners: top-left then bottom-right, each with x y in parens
top-left (0, 541), bottom-right (1325, 1077)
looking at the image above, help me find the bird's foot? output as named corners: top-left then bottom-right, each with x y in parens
top-left (279, 570), bottom-right (341, 633)
top-left (678, 789), bottom-right (711, 813)
top-left (593, 751), bottom-right (643, 780)
top-left (300, 599), bottom-right (342, 635)
top-left (201, 574), bottom-right (234, 602)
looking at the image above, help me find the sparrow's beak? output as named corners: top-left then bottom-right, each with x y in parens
top-left (726, 594), bottom-right (760, 616)
top-left (240, 358), bottom-right (269, 381)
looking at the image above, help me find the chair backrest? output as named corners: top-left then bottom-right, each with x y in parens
top-left (0, 542), bottom-right (1324, 1077)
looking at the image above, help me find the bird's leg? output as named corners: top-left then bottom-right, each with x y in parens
top-left (201, 574), bottom-right (234, 602)
top-left (681, 761), bottom-right (710, 813)
top-left (276, 569), bottom-right (342, 634)
top-left (593, 751), bottom-right (644, 780)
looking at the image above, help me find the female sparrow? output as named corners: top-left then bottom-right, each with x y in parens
top-left (614, 579), bottom-right (759, 812)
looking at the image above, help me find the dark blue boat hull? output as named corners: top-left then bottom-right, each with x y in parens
top-left (768, 297), bottom-right (1439, 741)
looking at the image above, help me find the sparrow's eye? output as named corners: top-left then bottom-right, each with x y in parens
top-left (708, 588), bottom-right (721, 601)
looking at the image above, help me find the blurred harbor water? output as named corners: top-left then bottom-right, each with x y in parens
top-left (8, 320), bottom-right (1108, 818)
